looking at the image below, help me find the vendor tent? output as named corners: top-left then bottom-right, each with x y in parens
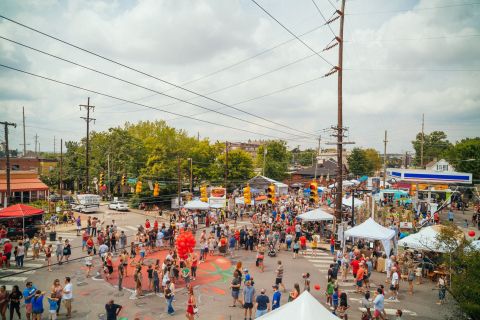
top-left (297, 208), bottom-right (334, 221)
top-left (344, 218), bottom-right (396, 256)
top-left (258, 291), bottom-right (338, 320)
top-left (247, 175), bottom-right (288, 195)
top-left (0, 204), bottom-right (44, 218)
top-left (183, 200), bottom-right (209, 210)
top-left (342, 196), bottom-right (364, 208)
top-left (398, 225), bottom-right (462, 253)
top-left (470, 240), bottom-right (480, 251)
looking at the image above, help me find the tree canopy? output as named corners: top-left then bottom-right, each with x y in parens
top-left (347, 148), bottom-right (376, 176)
top-left (412, 131), bottom-right (453, 166)
top-left (257, 140), bottom-right (289, 181)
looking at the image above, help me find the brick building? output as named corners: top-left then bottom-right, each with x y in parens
top-left (285, 159), bottom-right (347, 186)
top-left (0, 170), bottom-right (49, 206)
top-left (0, 157), bottom-right (58, 175)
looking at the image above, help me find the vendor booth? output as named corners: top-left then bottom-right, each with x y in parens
top-left (0, 204), bottom-right (44, 239)
top-left (183, 199), bottom-right (210, 210)
top-left (344, 218), bottom-right (397, 257)
top-left (258, 291), bottom-right (338, 320)
top-left (247, 175), bottom-right (288, 195)
top-left (342, 196), bottom-right (364, 208)
top-left (297, 208), bottom-right (335, 222)
top-left (398, 225), bottom-right (463, 253)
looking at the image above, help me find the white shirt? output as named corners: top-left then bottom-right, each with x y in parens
top-left (63, 283), bottom-right (73, 300)
top-left (391, 272), bottom-right (399, 286)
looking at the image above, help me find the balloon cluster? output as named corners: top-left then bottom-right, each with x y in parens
top-left (176, 230), bottom-right (196, 260)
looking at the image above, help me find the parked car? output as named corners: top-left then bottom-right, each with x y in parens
top-left (108, 201), bottom-right (129, 211)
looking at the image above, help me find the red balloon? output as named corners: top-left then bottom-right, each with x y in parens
top-left (469, 230), bottom-right (476, 237)
top-left (314, 284), bottom-right (321, 291)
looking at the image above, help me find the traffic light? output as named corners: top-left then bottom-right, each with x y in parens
top-left (309, 181), bottom-right (318, 203)
top-left (153, 183), bottom-right (159, 197)
top-left (267, 184), bottom-right (276, 205)
top-left (121, 175), bottom-right (126, 186)
top-left (200, 185), bottom-right (208, 202)
top-left (99, 172), bottom-right (104, 187)
top-left (135, 180), bottom-right (142, 194)
top-left (243, 185), bottom-right (251, 205)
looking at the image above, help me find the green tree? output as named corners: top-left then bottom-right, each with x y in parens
top-left (216, 149), bottom-right (254, 185)
top-left (444, 137), bottom-right (480, 179)
top-left (257, 141), bottom-right (289, 181)
top-left (364, 148), bottom-right (382, 173)
top-left (412, 131), bottom-right (453, 166)
top-left (348, 148), bottom-right (373, 176)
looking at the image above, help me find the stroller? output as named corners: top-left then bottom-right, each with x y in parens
top-left (267, 240), bottom-right (277, 257)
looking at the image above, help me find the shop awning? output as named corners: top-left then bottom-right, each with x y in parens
top-left (0, 178), bottom-right (49, 192)
top-left (0, 204), bottom-right (44, 218)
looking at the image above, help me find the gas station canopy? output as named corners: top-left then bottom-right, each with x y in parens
top-left (387, 169), bottom-right (472, 184)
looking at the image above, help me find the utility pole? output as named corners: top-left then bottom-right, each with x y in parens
top-left (263, 147), bottom-right (267, 176)
top-left (21, 107), bottom-right (29, 157)
top-left (59, 139), bottom-right (63, 196)
top-left (383, 130), bottom-right (388, 188)
top-left (80, 97), bottom-right (96, 192)
top-left (107, 153), bottom-right (111, 196)
top-left (53, 136), bottom-right (56, 155)
top-left (188, 158), bottom-right (193, 194)
top-left (177, 157), bottom-right (181, 208)
top-left (314, 135), bottom-right (321, 180)
top-left (225, 142), bottom-right (229, 190)
top-left (1, 121), bottom-right (17, 207)
top-left (420, 113), bottom-right (424, 168)
top-left (334, 0), bottom-right (346, 220)
top-left (34, 133), bottom-right (39, 157)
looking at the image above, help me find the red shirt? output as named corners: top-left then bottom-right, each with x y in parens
top-left (351, 259), bottom-right (360, 275)
top-left (330, 237), bottom-right (335, 246)
top-left (0, 229), bottom-right (6, 240)
top-left (86, 239), bottom-right (94, 248)
top-left (154, 220), bottom-right (159, 229)
top-left (82, 232), bottom-right (89, 241)
top-left (3, 242), bottom-right (12, 254)
top-left (299, 236), bottom-right (307, 246)
top-left (145, 221), bottom-right (151, 229)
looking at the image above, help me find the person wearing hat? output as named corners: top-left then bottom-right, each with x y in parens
top-left (271, 285), bottom-right (281, 310)
top-left (255, 288), bottom-right (270, 318)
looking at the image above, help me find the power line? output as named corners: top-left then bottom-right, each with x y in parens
top-left (0, 63), bottom-right (317, 142)
top-left (249, 0), bottom-right (334, 67)
top-left (344, 33), bottom-right (480, 43)
top-left (347, 2), bottom-right (480, 15)
top-left (310, 0), bottom-right (336, 36)
top-left (0, 36), bottom-right (314, 140)
top-left (0, 15), bottom-right (319, 139)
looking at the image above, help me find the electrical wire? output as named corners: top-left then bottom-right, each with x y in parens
top-left (0, 15), bottom-right (319, 139)
top-left (0, 63), bottom-right (318, 142)
top-left (347, 2), bottom-right (480, 15)
top-left (249, 0), bottom-right (334, 67)
top-left (310, 0), bottom-right (337, 36)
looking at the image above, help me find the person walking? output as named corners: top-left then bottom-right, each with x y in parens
top-left (275, 261), bottom-right (286, 292)
top-left (23, 282), bottom-right (37, 320)
top-left (337, 292), bottom-right (349, 320)
top-left (45, 244), bottom-right (53, 272)
top-left (373, 288), bottom-right (385, 320)
top-left (437, 275), bottom-right (447, 305)
top-left (62, 277), bottom-right (73, 318)
top-left (164, 280), bottom-right (175, 315)
top-left (117, 259), bottom-right (125, 291)
top-left (16, 242), bottom-right (25, 268)
top-left (271, 285), bottom-right (281, 310)
top-left (255, 288), bottom-right (270, 318)
top-left (230, 270), bottom-right (241, 307)
top-left (55, 237), bottom-right (63, 265)
top-left (185, 288), bottom-right (196, 320)
top-left (63, 240), bottom-right (71, 263)
top-left (243, 280), bottom-right (255, 320)
top-left (9, 285), bottom-right (22, 320)
top-left (0, 285), bottom-right (8, 320)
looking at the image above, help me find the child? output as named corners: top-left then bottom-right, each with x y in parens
top-left (332, 287), bottom-right (339, 314)
top-left (147, 265), bottom-right (154, 290)
top-left (311, 236), bottom-right (318, 256)
top-left (303, 273), bottom-right (311, 292)
top-left (47, 293), bottom-right (59, 320)
top-left (130, 242), bottom-right (136, 259)
top-left (139, 244), bottom-right (146, 263)
top-left (326, 279), bottom-right (334, 306)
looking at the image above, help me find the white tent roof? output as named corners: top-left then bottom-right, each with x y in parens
top-left (258, 291), bottom-right (338, 320)
top-left (297, 208), bottom-right (335, 221)
top-left (398, 225), bottom-right (457, 253)
top-left (469, 240), bottom-right (480, 251)
top-left (342, 196), bottom-right (364, 208)
top-left (344, 218), bottom-right (395, 241)
top-left (183, 199), bottom-right (210, 210)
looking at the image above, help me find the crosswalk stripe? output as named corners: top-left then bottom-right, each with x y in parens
top-left (125, 226), bottom-right (137, 231)
top-left (22, 263), bottom-right (43, 268)
top-left (359, 307), bottom-right (416, 316)
top-left (318, 269), bottom-right (329, 272)
top-left (0, 276), bottom-right (28, 282)
top-left (0, 269), bottom-right (35, 274)
top-left (307, 258), bottom-right (333, 261)
top-left (314, 264), bottom-right (332, 268)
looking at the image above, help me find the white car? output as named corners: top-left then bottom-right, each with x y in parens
top-left (108, 201), bottom-right (129, 211)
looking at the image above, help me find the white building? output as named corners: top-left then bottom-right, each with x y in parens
top-left (425, 158), bottom-right (455, 172)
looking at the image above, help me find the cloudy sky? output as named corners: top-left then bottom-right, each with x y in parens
top-left (1, 0), bottom-right (479, 154)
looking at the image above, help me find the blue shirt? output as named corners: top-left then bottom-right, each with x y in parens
top-left (272, 291), bottom-right (281, 310)
top-left (448, 211), bottom-right (454, 220)
top-left (373, 294), bottom-right (384, 311)
top-left (243, 286), bottom-right (255, 303)
top-left (48, 298), bottom-right (58, 311)
top-left (332, 292), bottom-right (339, 306)
top-left (23, 287), bottom-right (37, 304)
top-left (229, 237), bottom-right (236, 248)
top-left (32, 295), bottom-right (44, 313)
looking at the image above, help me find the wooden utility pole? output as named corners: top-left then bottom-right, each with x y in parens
top-left (314, 135), bottom-right (321, 179)
top-left (420, 113), bottom-right (424, 168)
top-left (383, 130), bottom-right (388, 188)
top-left (34, 133), bottom-right (39, 156)
top-left (1, 121), bottom-right (17, 207)
top-left (80, 97), bottom-right (95, 192)
top-left (225, 141), bottom-right (229, 189)
top-left (177, 157), bottom-right (181, 207)
top-left (60, 139), bottom-right (63, 196)
top-left (334, 0), bottom-right (346, 220)
top-left (21, 107), bottom-right (29, 157)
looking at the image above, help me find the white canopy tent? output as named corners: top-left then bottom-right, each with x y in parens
top-left (398, 225), bottom-right (460, 253)
top-left (183, 199), bottom-right (210, 210)
top-left (344, 218), bottom-right (396, 256)
top-left (297, 208), bottom-right (335, 222)
top-left (258, 291), bottom-right (338, 320)
top-left (342, 196), bottom-right (364, 208)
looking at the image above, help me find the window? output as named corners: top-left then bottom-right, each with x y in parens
top-left (436, 164), bottom-right (448, 171)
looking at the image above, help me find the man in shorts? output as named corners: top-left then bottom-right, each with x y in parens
top-left (230, 271), bottom-right (241, 307)
top-left (63, 277), bottom-right (73, 318)
top-left (373, 288), bottom-right (385, 319)
top-left (23, 282), bottom-right (37, 320)
top-left (243, 280), bottom-right (255, 320)
top-left (275, 260), bottom-right (286, 292)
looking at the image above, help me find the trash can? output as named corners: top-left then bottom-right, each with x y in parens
top-left (49, 232), bottom-right (56, 242)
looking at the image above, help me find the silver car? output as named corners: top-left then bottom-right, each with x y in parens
top-left (108, 201), bottom-right (129, 211)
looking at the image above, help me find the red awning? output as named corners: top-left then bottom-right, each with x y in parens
top-left (0, 204), bottom-right (44, 218)
top-left (0, 178), bottom-right (49, 192)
